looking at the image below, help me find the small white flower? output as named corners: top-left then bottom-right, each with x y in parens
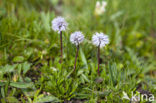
top-left (92, 32), bottom-right (109, 48)
top-left (94, 1), bottom-right (107, 15)
top-left (102, 1), bottom-right (107, 7)
top-left (70, 31), bottom-right (84, 46)
top-left (51, 16), bottom-right (68, 33)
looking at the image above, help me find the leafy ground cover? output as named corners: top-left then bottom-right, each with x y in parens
top-left (0, 0), bottom-right (156, 102)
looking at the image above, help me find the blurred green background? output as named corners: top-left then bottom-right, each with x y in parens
top-left (0, 0), bottom-right (156, 102)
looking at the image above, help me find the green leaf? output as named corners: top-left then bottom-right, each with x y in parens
top-left (110, 11), bottom-right (124, 21)
top-left (22, 62), bottom-right (31, 75)
top-left (80, 48), bottom-right (88, 70)
top-left (77, 69), bottom-right (84, 76)
top-left (34, 95), bottom-right (60, 103)
top-left (23, 90), bottom-right (37, 97)
top-left (76, 93), bottom-right (90, 99)
top-left (41, 12), bottom-right (50, 32)
top-left (94, 91), bottom-right (111, 97)
top-left (81, 74), bottom-right (90, 82)
top-left (10, 82), bottom-right (34, 89)
top-left (13, 56), bottom-right (24, 62)
top-left (0, 82), bottom-right (6, 86)
top-left (109, 63), bottom-right (115, 85)
top-left (17, 64), bottom-right (22, 75)
top-left (1, 87), bottom-right (5, 98)
top-left (1, 98), bottom-right (6, 103)
top-left (6, 97), bottom-right (19, 103)
top-left (0, 64), bottom-right (17, 74)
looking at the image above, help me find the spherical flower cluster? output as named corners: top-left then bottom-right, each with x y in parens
top-left (92, 32), bottom-right (109, 48)
top-left (70, 31), bottom-right (84, 46)
top-left (52, 16), bottom-right (68, 33)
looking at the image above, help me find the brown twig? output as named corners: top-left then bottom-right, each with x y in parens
top-left (97, 45), bottom-right (100, 76)
top-left (60, 31), bottom-right (63, 63)
top-left (74, 44), bottom-right (79, 71)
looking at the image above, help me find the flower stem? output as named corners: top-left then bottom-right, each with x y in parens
top-left (74, 45), bottom-right (79, 71)
top-left (97, 45), bottom-right (100, 76)
top-left (60, 31), bottom-right (63, 63)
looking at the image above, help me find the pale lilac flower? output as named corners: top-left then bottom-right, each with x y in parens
top-left (51, 16), bottom-right (68, 33)
top-left (92, 32), bottom-right (109, 48)
top-left (70, 31), bottom-right (84, 46)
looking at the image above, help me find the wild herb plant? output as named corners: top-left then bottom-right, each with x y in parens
top-left (92, 32), bottom-right (109, 75)
top-left (52, 17), bottom-right (68, 63)
top-left (0, 0), bottom-right (155, 102)
top-left (70, 31), bottom-right (84, 71)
